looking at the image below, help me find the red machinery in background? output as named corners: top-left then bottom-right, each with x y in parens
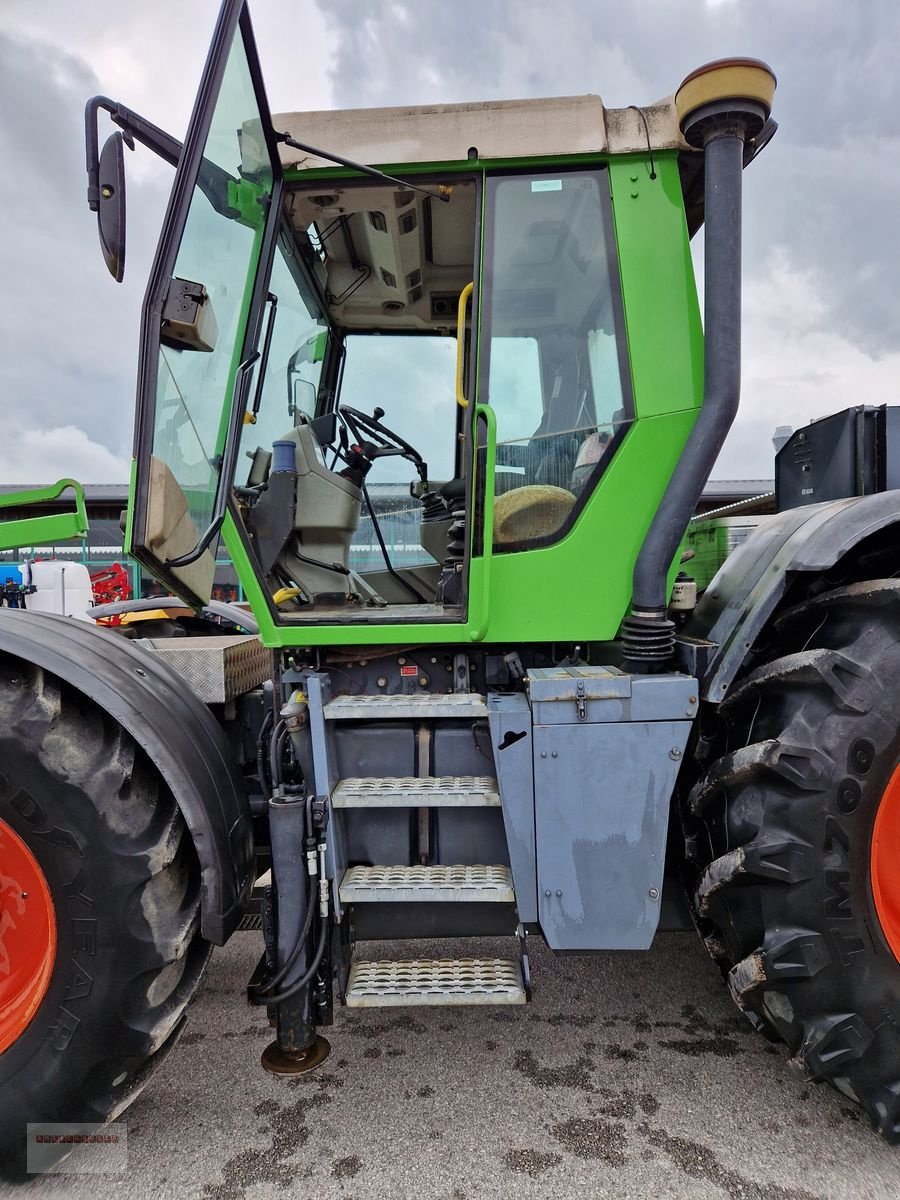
top-left (89, 562), bottom-right (131, 613)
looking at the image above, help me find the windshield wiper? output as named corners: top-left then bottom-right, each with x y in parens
top-left (275, 132), bottom-right (451, 204)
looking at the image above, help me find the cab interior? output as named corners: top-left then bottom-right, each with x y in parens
top-left (233, 167), bottom-right (631, 624)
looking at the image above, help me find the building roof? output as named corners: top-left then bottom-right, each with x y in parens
top-left (0, 483), bottom-right (128, 502)
top-left (701, 478), bottom-right (774, 498)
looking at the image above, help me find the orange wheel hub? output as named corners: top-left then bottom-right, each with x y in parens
top-left (0, 819), bottom-right (56, 1055)
top-left (872, 763), bottom-right (900, 962)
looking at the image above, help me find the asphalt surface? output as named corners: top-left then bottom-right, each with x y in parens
top-left (7, 930), bottom-right (900, 1199)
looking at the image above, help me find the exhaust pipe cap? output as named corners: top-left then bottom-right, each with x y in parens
top-left (676, 58), bottom-right (776, 147)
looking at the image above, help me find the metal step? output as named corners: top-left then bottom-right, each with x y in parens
top-left (345, 957), bottom-right (526, 1007)
top-left (324, 692), bottom-right (487, 720)
top-left (339, 864), bottom-right (515, 903)
top-left (332, 776), bottom-right (499, 808)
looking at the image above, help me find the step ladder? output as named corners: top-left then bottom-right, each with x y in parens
top-left (322, 689), bottom-right (529, 1008)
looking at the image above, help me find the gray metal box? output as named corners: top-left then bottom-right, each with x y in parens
top-left (527, 667), bottom-right (697, 951)
top-left (527, 665), bottom-right (698, 724)
top-left (137, 635), bottom-right (270, 703)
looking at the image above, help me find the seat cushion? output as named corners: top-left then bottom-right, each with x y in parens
top-left (493, 485), bottom-right (576, 545)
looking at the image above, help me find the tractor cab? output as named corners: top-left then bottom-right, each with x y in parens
top-left (89, 0), bottom-right (723, 650)
top-left (233, 158), bottom-right (631, 622)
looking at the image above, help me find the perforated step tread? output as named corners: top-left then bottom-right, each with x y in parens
top-left (324, 693), bottom-right (487, 720)
top-left (346, 958), bottom-right (526, 1007)
top-left (332, 776), bottom-right (499, 808)
top-left (339, 864), bottom-right (515, 903)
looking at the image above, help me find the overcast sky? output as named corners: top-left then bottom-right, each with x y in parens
top-left (3, 0), bottom-right (899, 485)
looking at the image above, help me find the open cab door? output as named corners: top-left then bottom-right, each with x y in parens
top-left (130, 0), bottom-right (281, 606)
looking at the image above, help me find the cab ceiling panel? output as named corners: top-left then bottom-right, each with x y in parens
top-left (286, 181), bottom-right (476, 331)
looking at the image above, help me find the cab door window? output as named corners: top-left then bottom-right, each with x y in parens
top-left (480, 169), bottom-right (633, 550)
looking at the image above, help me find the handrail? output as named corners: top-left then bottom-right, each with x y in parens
top-left (455, 281), bottom-right (474, 408)
top-left (468, 403), bottom-right (496, 641)
top-left (0, 479), bottom-right (89, 553)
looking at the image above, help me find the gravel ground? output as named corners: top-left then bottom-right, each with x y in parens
top-left (7, 930), bottom-right (900, 1199)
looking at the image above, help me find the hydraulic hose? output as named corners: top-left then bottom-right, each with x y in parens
top-left (252, 916), bottom-right (328, 1006)
top-left (269, 719), bottom-right (288, 789)
top-left (255, 708), bottom-right (273, 796)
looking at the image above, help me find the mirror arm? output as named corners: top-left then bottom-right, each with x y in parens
top-left (86, 96), bottom-right (182, 211)
top-left (86, 96), bottom-right (246, 226)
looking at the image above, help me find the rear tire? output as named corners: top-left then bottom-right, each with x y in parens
top-left (684, 579), bottom-right (900, 1141)
top-left (0, 657), bottom-right (211, 1175)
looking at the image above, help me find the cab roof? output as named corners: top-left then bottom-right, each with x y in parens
top-left (272, 94), bottom-right (690, 172)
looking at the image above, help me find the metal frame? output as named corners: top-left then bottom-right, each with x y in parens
top-left (0, 481), bottom-right (88, 553)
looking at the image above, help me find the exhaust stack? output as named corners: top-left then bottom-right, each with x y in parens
top-left (623, 58), bottom-right (777, 672)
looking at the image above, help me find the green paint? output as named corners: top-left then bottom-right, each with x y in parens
top-left (226, 177), bottom-right (268, 228)
top-left (0, 480), bottom-right (89, 553)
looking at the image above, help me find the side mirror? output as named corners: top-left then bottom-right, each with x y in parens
top-left (97, 132), bottom-right (127, 282)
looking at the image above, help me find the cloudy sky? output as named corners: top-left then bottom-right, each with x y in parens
top-left (3, 0), bottom-right (899, 485)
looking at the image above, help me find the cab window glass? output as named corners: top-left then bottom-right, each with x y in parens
top-left (239, 230), bottom-right (326, 485)
top-left (481, 170), bottom-right (632, 550)
top-left (339, 334), bottom-right (457, 569)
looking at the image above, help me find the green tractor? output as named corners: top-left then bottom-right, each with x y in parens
top-left (3, 0), bottom-right (900, 1166)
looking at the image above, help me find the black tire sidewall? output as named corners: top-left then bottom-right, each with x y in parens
top-left (0, 725), bottom-right (173, 1135)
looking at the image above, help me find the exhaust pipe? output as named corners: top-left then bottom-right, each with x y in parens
top-left (623, 59), bottom-right (777, 672)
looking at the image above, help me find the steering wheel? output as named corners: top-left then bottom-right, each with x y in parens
top-left (338, 405), bottom-right (427, 481)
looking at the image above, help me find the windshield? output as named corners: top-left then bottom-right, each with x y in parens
top-left (150, 36), bottom-right (273, 535)
top-left (132, 2), bottom-right (280, 606)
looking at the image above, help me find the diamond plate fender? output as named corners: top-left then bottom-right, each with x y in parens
top-left (0, 610), bottom-right (253, 943)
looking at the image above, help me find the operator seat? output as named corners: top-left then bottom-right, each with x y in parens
top-left (493, 484), bottom-right (576, 546)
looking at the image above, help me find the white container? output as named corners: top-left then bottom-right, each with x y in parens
top-left (20, 560), bottom-right (95, 622)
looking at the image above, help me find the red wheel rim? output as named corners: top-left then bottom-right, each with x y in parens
top-left (872, 762), bottom-right (900, 962)
top-left (0, 819), bottom-right (56, 1055)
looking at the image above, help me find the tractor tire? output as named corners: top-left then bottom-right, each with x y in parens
top-left (0, 656), bottom-right (211, 1176)
top-left (684, 578), bottom-right (900, 1141)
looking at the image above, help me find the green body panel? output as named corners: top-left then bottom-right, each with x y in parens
top-left (607, 155), bottom-right (703, 421)
top-left (0, 480), bottom-right (89, 552)
top-left (213, 151), bottom-right (704, 649)
top-left (479, 410), bottom-right (698, 643)
top-left (226, 177), bottom-right (269, 228)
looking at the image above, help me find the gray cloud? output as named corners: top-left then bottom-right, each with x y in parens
top-left (319, 0), bottom-right (900, 361)
top-left (0, 31), bottom-right (174, 472)
top-left (3, 1), bottom-right (898, 484)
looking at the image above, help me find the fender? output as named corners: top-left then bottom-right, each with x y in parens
top-left (686, 490), bottom-right (900, 703)
top-left (0, 610), bottom-right (253, 943)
